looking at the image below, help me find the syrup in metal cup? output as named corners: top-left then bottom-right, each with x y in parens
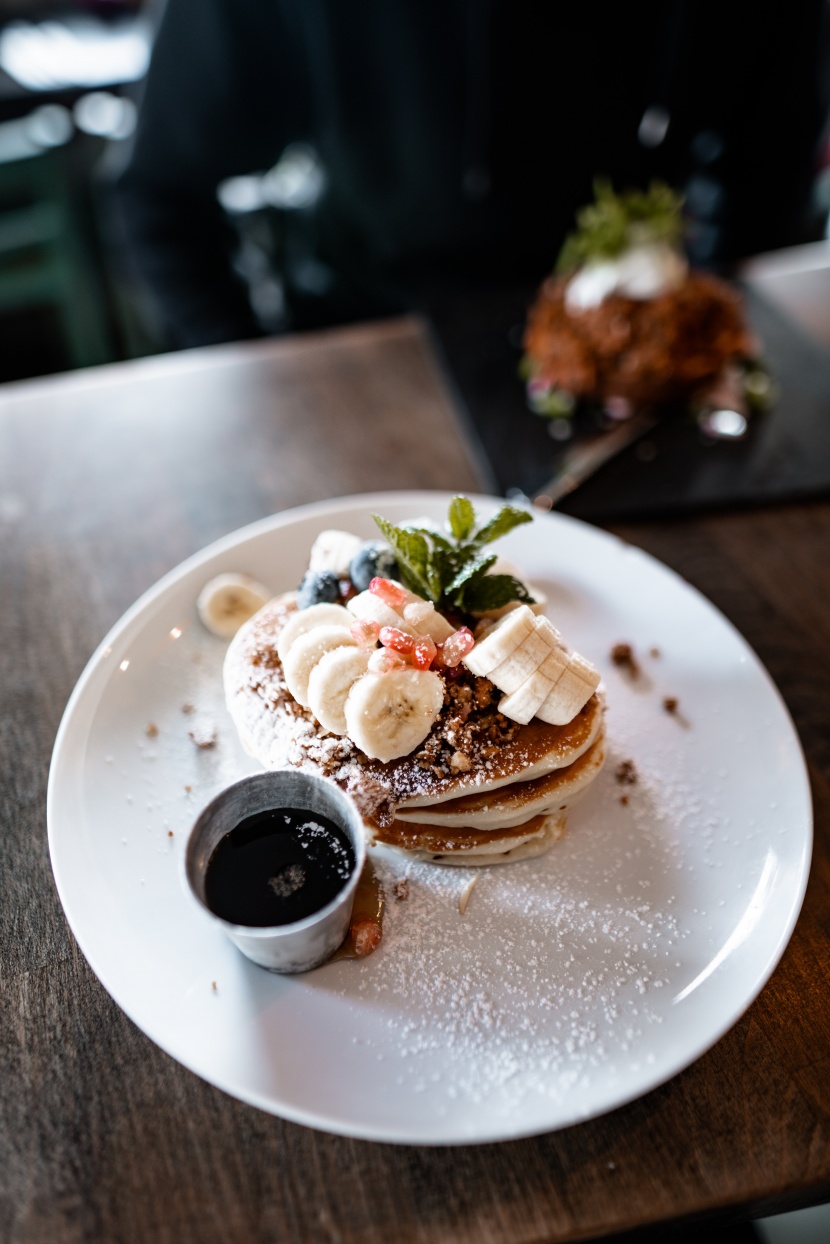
top-left (184, 770), bottom-right (366, 973)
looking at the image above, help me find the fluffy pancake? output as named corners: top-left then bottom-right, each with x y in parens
top-left (395, 736), bottom-right (605, 829)
top-left (224, 592), bottom-right (605, 862)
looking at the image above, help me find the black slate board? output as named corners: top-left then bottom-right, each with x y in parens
top-left (426, 281), bottom-right (830, 520)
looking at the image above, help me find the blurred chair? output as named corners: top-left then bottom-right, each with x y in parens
top-left (0, 103), bottom-right (112, 370)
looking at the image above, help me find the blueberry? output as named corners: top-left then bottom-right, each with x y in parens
top-left (349, 541), bottom-right (399, 592)
top-left (297, 569), bottom-right (340, 609)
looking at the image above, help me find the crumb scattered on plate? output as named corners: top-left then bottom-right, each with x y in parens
top-left (615, 760), bottom-right (638, 786)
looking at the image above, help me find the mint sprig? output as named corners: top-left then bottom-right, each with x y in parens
top-left (372, 497), bottom-right (534, 615)
top-left (557, 179), bottom-right (684, 274)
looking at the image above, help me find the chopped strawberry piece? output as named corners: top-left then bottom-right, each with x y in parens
top-left (440, 626), bottom-right (475, 668)
top-left (379, 626), bottom-right (415, 654)
top-left (350, 619), bottom-right (380, 649)
top-left (412, 635), bottom-right (437, 669)
top-left (369, 576), bottom-right (407, 607)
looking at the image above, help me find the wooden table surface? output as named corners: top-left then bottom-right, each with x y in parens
top-left (1, 316), bottom-right (829, 1244)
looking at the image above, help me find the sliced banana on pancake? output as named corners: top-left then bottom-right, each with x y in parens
top-left (347, 583), bottom-right (456, 644)
top-left (537, 652), bottom-right (601, 725)
top-left (462, 605), bottom-right (537, 677)
top-left (276, 601), bottom-right (352, 664)
top-left (498, 642), bottom-right (570, 723)
top-left (347, 589), bottom-right (410, 633)
top-left (344, 668), bottom-right (444, 763)
top-left (307, 646), bottom-right (371, 735)
top-left (282, 625), bottom-right (357, 707)
top-left (463, 604), bottom-right (599, 727)
top-left (401, 599), bottom-right (455, 643)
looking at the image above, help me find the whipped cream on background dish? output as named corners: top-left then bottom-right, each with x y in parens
top-left (565, 240), bottom-right (688, 310)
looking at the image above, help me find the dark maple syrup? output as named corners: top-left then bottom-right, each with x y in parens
top-left (204, 807), bottom-right (356, 927)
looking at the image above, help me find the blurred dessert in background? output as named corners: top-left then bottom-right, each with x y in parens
top-left (522, 182), bottom-right (772, 433)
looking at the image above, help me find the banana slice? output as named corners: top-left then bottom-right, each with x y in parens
top-left (308, 529), bottom-right (363, 577)
top-left (347, 582), bottom-right (457, 645)
top-left (197, 573), bottom-right (272, 638)
top-left (401, 599), bottom-right (456, 643)
top-left (307, 647), bottom-right (371, 735)
top-left (462, 605), bottom-right (536, 678)
top-left (347, 589), bottom-right (413, 633)
top-left (537, 653), bottom-right (601, 725)
top-left (486, 615), bottom-right (562, 695)
top-left (344, 668), bottom-right (444, 763)
top-left (276, 602), bottom-right (353, 664)
top-left (498, 643), bottom-right (570, 724)
top-left (282, 625), bottom-right (357, 707)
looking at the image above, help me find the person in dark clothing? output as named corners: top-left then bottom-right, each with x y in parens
top-left (117, 0), bottom-right (828, 350)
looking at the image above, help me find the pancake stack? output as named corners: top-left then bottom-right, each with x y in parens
top-left (224, 591), bottom-right (605, 866)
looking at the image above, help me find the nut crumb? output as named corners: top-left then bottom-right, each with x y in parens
top-left (663, 696), bottom-right (679, 714)
top-left (167, 830), bottom-right (174, 838)
top-left (611, 643), bottom-right (640, 677)
top-left (184, 784), bottom-right (192, 793)
top-left (392, 878), bottom-right (409, 901)
top-left (145, 722), bottom-right (158, 738)
top-left (619, 794), bottom-right (629, 806)
top-left (181, 702), bottom-right (194, 715)
top-left (450, 750), bottom-right (472, 772)
top-left (459, 876), bottom-right (478, 915)
top-left (615, 760), bottom-right (638, 786)
top-left (211, 981), bottom-right (217, 992)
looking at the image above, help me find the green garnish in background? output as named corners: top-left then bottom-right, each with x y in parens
top-left (372, 497), bottom-right (535, 615)
top-left (557, 179), bottom-right (684, 274)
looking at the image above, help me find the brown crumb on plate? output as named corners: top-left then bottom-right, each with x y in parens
top-left (145, 722), bottom-right (158, 738)
top-left (611, 643), bottom-right (641, 677)
top-left (392, 878), bottom-right (409, 901)
top-left (615, 760), bottom-right (638, 786)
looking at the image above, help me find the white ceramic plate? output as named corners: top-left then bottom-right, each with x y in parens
top-left (48, 492), bottom-right (812, 1145)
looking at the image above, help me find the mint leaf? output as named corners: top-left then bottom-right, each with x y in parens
top-left (371, 514), bottom-right (433, 600)
top-left (400, 523), bottom-right (453, 552)
top-left (448, 496), bottom-right (475, 541)
top-left (463, 574), bottom-right (535, 613)
top-left (446, 552), bottom-right (497, 596)
top-left (557, 179), bottom-right (684, 273)
top-left (370, 497), bottom-right (535, 615)
top-left (473, 505), bottom-right (533, 547)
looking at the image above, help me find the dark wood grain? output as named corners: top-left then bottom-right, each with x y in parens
top-left (1, 317), bottom-right (829, 1244)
